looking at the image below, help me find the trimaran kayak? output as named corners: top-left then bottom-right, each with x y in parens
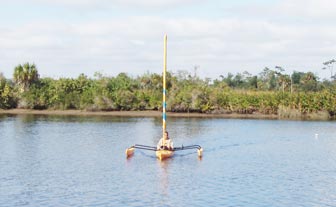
top-left (125, 35), bottom-right (203, 160)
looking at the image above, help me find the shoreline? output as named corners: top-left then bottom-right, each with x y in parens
top-left (0, 109), bottom-right (279, 119)
top-left (0, 109), bottom-right (334, 121)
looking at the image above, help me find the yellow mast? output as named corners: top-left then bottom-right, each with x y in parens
top-left (163, 34), bottom-right (167, 137)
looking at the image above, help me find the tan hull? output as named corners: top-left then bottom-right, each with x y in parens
top-left (156, 150), bottom-right (174, 160)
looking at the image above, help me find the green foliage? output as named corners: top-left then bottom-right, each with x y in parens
top-left (21, 78), bottom-right (52, 109)
top-left (1, 63), bottom-right (336, 119)
top-left (0, 73), bottom-right (16, 109)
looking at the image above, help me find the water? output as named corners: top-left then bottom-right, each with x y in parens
top-left (0, 115), bottom-right (335, 207)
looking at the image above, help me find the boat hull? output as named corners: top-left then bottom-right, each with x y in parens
top-left (156, 150), bottom-right (174, 160)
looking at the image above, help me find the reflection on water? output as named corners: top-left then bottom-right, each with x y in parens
top-left (157, 160), bottom-right (170, 197)
top-left (0, 115), bottom-right (335, 207)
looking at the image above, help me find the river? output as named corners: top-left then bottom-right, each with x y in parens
top-left (0, 114), bottom-right (335, 206)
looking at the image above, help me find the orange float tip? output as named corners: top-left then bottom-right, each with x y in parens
top-left (126, 147), bottom-right (135, 157)
top-left (197, 148), bottom-right (203, 157)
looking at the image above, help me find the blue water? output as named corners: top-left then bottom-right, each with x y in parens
top-left (0, 115), bottom-right (335, 206)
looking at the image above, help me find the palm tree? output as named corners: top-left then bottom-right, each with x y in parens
top-left (13, 62), bottom-right (39, 92)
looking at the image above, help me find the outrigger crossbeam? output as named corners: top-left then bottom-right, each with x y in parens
top-left (173, 145), bottom-right (202, 151)
top-left (130, 144), bottom-right (157, 151)
top-left (173, 144), bottom-right (203, 157)
top-left (126, 144), bottom-right (203, 158)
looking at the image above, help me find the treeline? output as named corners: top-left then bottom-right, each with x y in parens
top-left (1, 63), bottom-right (336, 119)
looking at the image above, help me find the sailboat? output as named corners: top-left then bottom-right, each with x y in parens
top-left (125, 35), bottom-right (203, 160)
top-left (155, 34), bottom-right (174, 160)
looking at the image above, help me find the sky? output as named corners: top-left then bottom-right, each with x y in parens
top-left (0, 0), bottom-right (336, 80)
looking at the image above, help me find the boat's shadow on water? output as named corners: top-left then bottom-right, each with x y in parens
top-left (135, 150), bottom-right (199, 159)
top-left (137, 150), bottom-right (156, 159)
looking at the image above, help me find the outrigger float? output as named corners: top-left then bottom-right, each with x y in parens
top-left (125, 35), bottom-right (203, 160)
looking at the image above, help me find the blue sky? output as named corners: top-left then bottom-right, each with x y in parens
top-left (0, 0), bottom-right (335, 79)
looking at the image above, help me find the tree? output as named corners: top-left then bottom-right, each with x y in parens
top-left (223, 73), bottom-right (235, 88)
top-left (292, 71), bottom-right (305, 85)
top-left (300, 72), bottom-right (318, 91)
top-left (322, 59), bottom-right (336, 80)
top-left (259, 67), bottom-right (276, 90)
top-left (275, 66), bottom-right (287, 92)
top-left (242, 71), bottom-right (258, 89)
top-left (0, 73), bottom-right (16, 109)
top-left (233, 73), bottom-right (244, 88)
top-left (13, 63), bottom-right (39, 92)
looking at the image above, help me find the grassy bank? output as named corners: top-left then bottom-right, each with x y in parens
top-left (0, 109), bottom-right (334, 121)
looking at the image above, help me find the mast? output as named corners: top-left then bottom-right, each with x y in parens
top-left (163, 34), bottom-right (167, 137)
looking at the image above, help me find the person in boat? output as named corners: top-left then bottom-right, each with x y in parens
top-left (157, 131), bottom-right (174, 150)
